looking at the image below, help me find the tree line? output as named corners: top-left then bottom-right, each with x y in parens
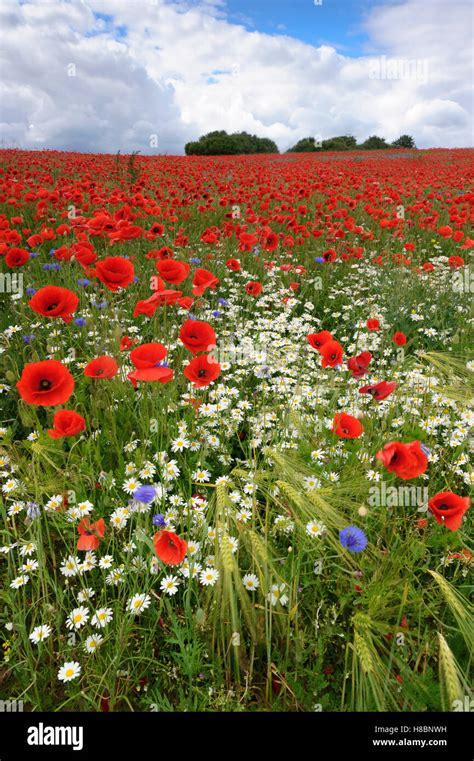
top-left (184, 131), bottom-right (416, 155)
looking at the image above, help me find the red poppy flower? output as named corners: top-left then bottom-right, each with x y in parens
top-left (416, 518), bottom-right (428, 529)
top-left (127, 367), bottom-right (174, 388)
top-left (392, 332), bottom-right (407, 346)
top-left (359, 381), bottom-right (397, 401)
top-left (130, 343), bottom-right (167, 368)
top-left (146, 246), bottom-right (174, 260)
top-left (332, 413), bottom-right (364, 438)
top-left (73, 242), bottom-right (97, 266)
top-left (320, 339), bottom-right (343, 367)
top-left (133, 288), bottom-right (183, 317)
top-left (438, 225), bottom-right (452, 238)
top-left (366, 319), bottom-right (380, 331)
top-left (323, 248), bottom-right (337, 262)
top-left (376, 441), bottom-right (428, 480)
top-left (238, 232), bottom-right (257, 252)
top-left (17, 360), bottom-right (74, 406)
top-left (155, 259), bottom-right (190, 284)
top-left (177, 296), bottom-right (193, 310)
top-left (184, 354), bottom-right (221, 388)
top-left (428, 492), bottom-right (470, 531)
top-left (95, 256), bottom-right (135, 291)
top-left (448, 255), bottom-right (464, 269)
top-left (153, 530), bottom-right (187, 565)
top-left (347, 351), bottom-right (372, 378)
top-left (245, 281), bottom-right (263, 297)
top-left (48, 409), bottom-right (86, 439)
top-left (120, 336), bottom-right (136, 351)
top-left (179, 320), bottom-right (216, 354)
top-left (226, 258), bottom-right (241, 271)
top-left (29, 285), bottom-right (79, 323)
top-left (260, 228), bottom-right (279, 252)
top-left (307, 331), bottom-right (333, 351)
top-left (84, 356), bottom-right (119, 379)
top-left (192, 268), bottom-right (219, 296)
top-left (5, 247), bottom-right (29, 267)
top-left (77, 517), bottom-right (106, 551)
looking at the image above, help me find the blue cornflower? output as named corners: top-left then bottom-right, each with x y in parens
top-left (94, 301), bottom-right (108, 309)
top-left (217, 298), bottom-right (228, 307)
top-left (190, 257), bottom-right (201, 264)
top-left (134, 485), bottom-right (156, 504)
top-left (49, 249), bottom-right (56, 257)
top-left (152, 513), bottom-right (166, 528)
top-left (74, 317), bottom-right (86, 327)
top-left (77, 278), bottom-right (90, 287)
top-left (420, 443), bottom-right (430, 457)
top-left (212, 310), bottom-right (221, 318)
top-left (339, 526), bottom-right (368, 553)
top-left (155, 360), bottom-right (169, 368)
top-left (26, 287), bottom-right (36, 296)
top-left (26, 501), bottom-right (41, 520)
top-left (22, 334), bottom-right (35, 343)
top-left (314, 256), bottom-right (325, 263)
top-left (29, 251), bottom-right (40, 258)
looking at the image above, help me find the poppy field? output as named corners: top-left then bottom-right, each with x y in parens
top-left (0, 147), bottom-right (472, 713)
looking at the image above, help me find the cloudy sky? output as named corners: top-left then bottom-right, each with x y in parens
top-left (0, 0), bottom-right (472, 154)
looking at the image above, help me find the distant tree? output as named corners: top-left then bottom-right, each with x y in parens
top-left (322, 135), bottom-right (357, 151)
top-left (287, 136), bottom-right (322, 153)
top-left (392, 134), bottom-right (416, 149)
top-left (257, 137), bottom-right (279, 153)
top-left (360, 135), bottom-right (390, 150)
top-left (184, 131), bottom-right (278, 155)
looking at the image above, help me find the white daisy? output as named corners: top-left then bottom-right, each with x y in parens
top-left (242, 573), bottom-right (260, 591)
top-left (19, 542), bottom-right (36, 556)
top-left (306, 521), bottom-right (327, 538)
top-left (91, 607), bottom-right (113, 628)
top-left (199, 567), bottom-right (220, 587)
top-left (186, 541), bottom-right (201, 557)
top-left (10, 575), bottom-right (29, 589)
top-left (98, 555), bottom-right (114, 569)
top-left (60, 555), bottom-right (81, 577)
top-left (58, 661), bottom-right (81, 683)
top-left (123, 478), bottom-right (141, 495)
top-left (192, 468), bottom-right (211, 483)
top-left (171, 437), bottom-right (190, 452)
top-left (267, 583), bottom-right (288, 607)
top-left (8, 502), bottom-right (24, 516)
top-left (66, 607), bottom-right (89, 630)
top-left (84, 634), bottom-right (104, 653)
top-left (127, 593), bottom-right (151, 615)
top-left (2, 478), bottom-right (18, 493)
top-left (160, 575), bottom-right (180, 596)
top-left (78, 588), bottom-right (95, 603)
top-left (29, 624), bottom-right (52, 644)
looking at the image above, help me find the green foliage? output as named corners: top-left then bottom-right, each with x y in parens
top-left (392, 134), bottom-right (416, 149)
top-left (322, 134), bottom-right (357, 151)
top-left (185, 131), bottom-right (279, 155)
top-left (360, 135), bottom-right (391, 150)
top-left (287, 136), bottom-right (322, 153)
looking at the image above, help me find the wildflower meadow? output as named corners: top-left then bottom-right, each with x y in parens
top-left (0, 147), bottom-right (472, 717)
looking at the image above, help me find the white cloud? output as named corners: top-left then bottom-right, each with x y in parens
top-left (0, 0), bottom-right (472, 153)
